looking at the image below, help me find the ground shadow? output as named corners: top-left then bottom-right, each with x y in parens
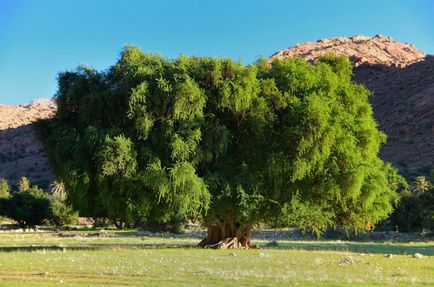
top-left (353, 55), bottom-right (434, 175)
top-left (0, 236), bottom-right (432, 256)
top-left (0, 242), bottom-right (198, 253)
top-left (0, 123), bottom-right (54, 187)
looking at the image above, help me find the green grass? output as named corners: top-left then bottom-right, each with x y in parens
top-left (0, 230), bottom-right (432, 286)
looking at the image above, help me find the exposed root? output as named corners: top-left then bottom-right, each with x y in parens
top-left (198, 217), bottom-right (259, 249)
top-left (199, 236), bottom-right (259, 249)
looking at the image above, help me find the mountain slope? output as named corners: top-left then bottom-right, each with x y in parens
top-left (0, 100), bottom-right (56, 186)
top-left (270, 35), bottom-right (433, 175)
top-left (270, 35), bottom-right (425, 67)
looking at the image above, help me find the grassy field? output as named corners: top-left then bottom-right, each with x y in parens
top-left (0, 230), bottom-right (432, 286)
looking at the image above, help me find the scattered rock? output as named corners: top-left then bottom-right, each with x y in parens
top-left (56, 231), bottom-right (115, 238)
top-left (78, 217), bottom-right (95, 225)
top-left (384, 254), bottom-right (394, 258)
top-left (413, 253), bottom-right (424, 259)
top-left (228, 252), bottom-right (237, 257)
top-left (339, 257), bottom-right (355, 265)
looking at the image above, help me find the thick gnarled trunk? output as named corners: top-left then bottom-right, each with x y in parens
top-left (199, 217), bottom-right (258, 249)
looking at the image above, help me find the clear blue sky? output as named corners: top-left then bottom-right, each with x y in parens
top-left (1, 0), bottom-right (433, 105)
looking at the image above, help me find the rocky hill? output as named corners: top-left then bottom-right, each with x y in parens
top-left (0, 35), bottom-right (432, 187)
top-left (0, 99), bottom-right (56, 186)
top-left (270, 35), bottom-right (433, 176)
top-left (270, 35), bottom-right (426, 67)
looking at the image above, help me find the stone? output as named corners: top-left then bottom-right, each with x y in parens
top-left (339, 257), bottom-right (355, 265)
top-left (413, 253), bottom-right (424, 259)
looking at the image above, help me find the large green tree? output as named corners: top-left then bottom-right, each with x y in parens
top-left (35, 47), bottom-right (403, 248)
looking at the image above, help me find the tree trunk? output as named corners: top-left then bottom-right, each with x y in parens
top-left (198, 216), bottom-right (258, 249)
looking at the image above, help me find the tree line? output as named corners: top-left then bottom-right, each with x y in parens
top-left (0, 177), bottom-right (77, 229)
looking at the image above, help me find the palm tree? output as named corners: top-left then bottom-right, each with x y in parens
top-left (50, 181), bottom-right (66, 200)
top-left (18, 177), bottom-right (30, 192)
top-left (412, 176), bottom-right (430, 195)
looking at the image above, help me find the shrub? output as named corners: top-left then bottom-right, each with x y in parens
top-left (389, 189), bottom-right (434, 232)
top-left (49, 198), bottom-right (78, 227)
top-left (417, 190), bottom-right (434, 232)
top-left (0, 192), bottom-right (51, 229)
top-left (0, 178), bottom-right (10, 222)
top-left (48, 181), bottom-right (79, 227)
top-left (0, 178), bottom-right (10, 199)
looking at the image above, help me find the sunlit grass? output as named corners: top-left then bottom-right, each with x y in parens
top-left (0, 230), bottom-right (432, 286)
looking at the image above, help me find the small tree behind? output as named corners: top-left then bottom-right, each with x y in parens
top-left (0, 178), bottom-right (10, 199)
top-left (49, 181), bottom-right (78, 227)
top-left (18, 177), bottom-right (30, 192)
top-left (413, 176), bottom-right (430, 195)
top-left (390, 176), bottom-right (434, 232)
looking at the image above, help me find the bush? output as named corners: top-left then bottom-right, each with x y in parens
top-left (417, 190), bottom-right (434, 231)
top-left (389, 189), bottom-right (434, 232)
top-left (0, 178), bottom-right (10, 222)
top-left (0, 192), bottom-right (51, 229)
top-left (48, 181), bottom-right (79, 227)
top-left (0, 178), bottom-right (10, 199)
top-left (49, 198), bottom-right (78, 227)
top-left (143, 216), bottom-right (188, 234)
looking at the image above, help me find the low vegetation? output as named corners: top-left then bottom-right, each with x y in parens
top-left (0, 231), bottom-right (432, 286)
top-left (387, 175), bottom-right (434, 232)
top-left (0, 177), bottom-right (77, 229)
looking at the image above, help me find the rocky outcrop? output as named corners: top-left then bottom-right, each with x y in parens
top-left (270, 35), bottom-right (433, 175)
top-left (270, 34), bottom-right (426, 68)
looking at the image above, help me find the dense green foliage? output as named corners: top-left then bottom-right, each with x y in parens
top-left (0, 191), bottom-right (51, 229)
top-left (49, 198), bottom-right (78, 227)
top-left (49, 182), bottom-right (78, 227)
top-left (389, 176), bottom-right (433, 232)
top-left (0, 178), bottom-right (77, 229)
top-left (35, 47), bottom-right (403, 235)
top-left (0, 178), bottom-right (10, 199)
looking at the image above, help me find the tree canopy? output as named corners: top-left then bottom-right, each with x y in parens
top-left (35, 47), bottom-right (403, 247)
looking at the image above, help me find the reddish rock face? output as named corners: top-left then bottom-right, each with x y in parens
top-left (0, 100), bottom-right (56, 186)
top-left (270, 35), bottom-right (433, 175)
top-left (270, 35), bottom-right (426, 68)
